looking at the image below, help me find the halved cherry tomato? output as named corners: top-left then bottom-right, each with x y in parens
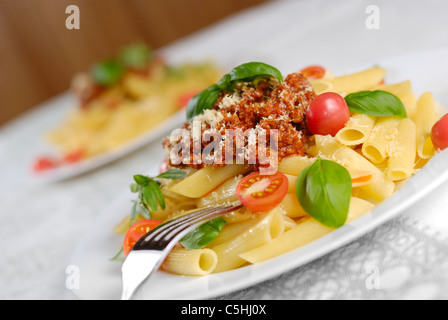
top-left (306, 92), bottom-right (350, 136)
top-left (64, 149), bottom-right (85, 163)
top-left (123, 219), bottom-right (163, 256)
top-left (32, 156), bottom-right (59, 172)
top-left (236, 171), bottom-right (288, 212)
top-left (431, 114), bottom-right (448, 151)
top-left (300, 65), bottom-right (326, 80)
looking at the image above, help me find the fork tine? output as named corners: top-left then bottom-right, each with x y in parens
top-left (136, 206), bottom-right (220, 243)
top-left (151, 205), bottom-right (230, 241)
top-left (134, 204), bottom-right (241, 249)
top-left (153, 205), bottom-right (241, 247)
top-left (122, 203), bottom-right (241, 300)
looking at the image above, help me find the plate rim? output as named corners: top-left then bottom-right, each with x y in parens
top-left (29, 108), bottom-right (186, 184)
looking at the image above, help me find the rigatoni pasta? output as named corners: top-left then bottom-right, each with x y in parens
top-left (415, 92), bottom-right (439, 159)
top-left (116, 63), bottom-right (444, 278)
top-left (336, 113), bottom-right (376, 146)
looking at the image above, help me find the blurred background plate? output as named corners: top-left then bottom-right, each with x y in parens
top-left (29, 105), bottom-right (186, 184)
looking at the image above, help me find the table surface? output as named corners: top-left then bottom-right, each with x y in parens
top-left (1, 0), bottom-right (448, 300)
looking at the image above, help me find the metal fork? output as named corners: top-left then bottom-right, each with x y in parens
top-left (121, 203), bottom-right (242, 300)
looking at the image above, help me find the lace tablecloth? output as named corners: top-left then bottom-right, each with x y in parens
top-left (1, 0), bottom-right (448, 300)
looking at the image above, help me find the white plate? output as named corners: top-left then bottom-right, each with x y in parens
top-left (29, 107), bottom-right (186, 183)
top-left (69, 48), bottom-right (448, 300)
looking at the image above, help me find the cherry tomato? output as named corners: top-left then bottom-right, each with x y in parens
top-left (431, 114), bottom-right (448, 151)
top-left (236, 171), bottom-right (288, 212)
top-left (123, 219), bottom-right (163, 256)
top-left (64, 149), bottom-right (85, 163)
top-left (300, 65), bottom-right (326, 80)
top-left (33, 157), bottom-right (59, 172)
top-left (306, 92), bottom-right (350, 136)
top-left (159, 158), bottom-right (170, 174)
top-left (177, 90), bottom-right (199, 108)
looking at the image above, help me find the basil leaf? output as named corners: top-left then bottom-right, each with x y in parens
top-left (130, 201), bottom-right (139, 221)
top-left (151, 182), bottom-right (166, 210)
top-left (134, 174), bottom-right (151, 186)
top-left (91, 60), bottom-right (124, 86)
top-left (186, 84), bottom-right (221, 121)
top-left (142, 184), bottom-right (158, 212)
top-left (227, 62), bottom-right (283, 85)
top-left (180, 217), bottom-right (227, 250)
top-left (130, 183), bottom-right (140, 193)
top-left (186, 62), bottom-right (283, 120)
top-left (136, 200), bottom-right (151, 219)
top-left (296, 158), bottom-right (352, 228)
top-left (119, 43), bottom-right (152, 69)
top-left (156, 169), bottom-right (187, 180)
top-left (345, 90), bottom-right (407, 118)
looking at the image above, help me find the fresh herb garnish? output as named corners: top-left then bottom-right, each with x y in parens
top-left (180, 217), bottom-right (227, 250)
top-left (90, 43), bottom-right (153, 87)
top-left (119, 42), bottom-right (153, 69)
top-left (344, 90), bottom-right (407, 118)
top-left (186, 62), bottom-right (283, 121)
top-left (91, 60), bottom-right (124, 87)
top-left (296, 158), bottom-right (352, 228)
top-left (129, 168), bottom-right (226, 250)
top-left (130, 169), bottom-right (187, 221)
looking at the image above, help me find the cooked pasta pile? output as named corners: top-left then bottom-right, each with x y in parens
top-left (115, 63), bottom-right (444, 276)
top-left (46, 58), bottom-right (221, 160)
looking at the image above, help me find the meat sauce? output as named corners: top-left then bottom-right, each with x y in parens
top-left (164, 72), bottom-right (316, 170)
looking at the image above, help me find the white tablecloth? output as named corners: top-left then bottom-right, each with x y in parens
top-left (1, 0), bottom-right (448, 300)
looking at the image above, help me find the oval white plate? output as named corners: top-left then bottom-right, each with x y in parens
top-left (29, 107), bottom-right (186, 184)
top-left (69, 48), bottom-right (448, 300)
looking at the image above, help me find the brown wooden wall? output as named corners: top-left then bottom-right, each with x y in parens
top-left (0, 0), bottom-right (268, 126)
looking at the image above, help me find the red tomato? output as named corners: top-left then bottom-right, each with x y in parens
top-left (159, 158), bottom-right (170, 174)
top-left (64, 149), bottom-right (85, 163)
top-left (431, 114), bottom-right (448, 151)
top-left (177, 91), bottom-right (199, 108)
top-left (306, 92), bottom-right (350, 136)
top-left (123, 219), bottom-right (163, 256)
top-left (236, 172), bottom-right (288, 212)
top-left (300, 65), bottom-right (326, 80)
top-left (33, 157), bottom-right (59, 172)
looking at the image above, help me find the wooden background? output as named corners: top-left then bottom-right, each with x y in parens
top-left (0, 0), bottom-right (268, 126)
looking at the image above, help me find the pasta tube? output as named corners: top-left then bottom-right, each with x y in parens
top-left (414, 92), bottom-right (438, 159)
top-left (162, 248), bottom-right (218, 276)
top-left (211, 208), bottom-right (284, 273)
top-left (385, 118), bottom-right (417, 181)
top-left (361, 117), bottom-right (401, 164)
top-left (336, 113), bottom-right (376, 146)
top-left (277, 155), bottom-right (315, 176)
top-left (312, 67), bottom-right (386, 95)
top-left (170, 164), bottom-right (250, 198)
top-left (239, 197), bottom-right (374, 264)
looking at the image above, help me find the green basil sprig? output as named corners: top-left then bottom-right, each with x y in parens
top-left (180, 217), bottom-right (227, 250)
top-left (186, 84), bottom-right (222, 122)
top-left (186, 62), bottom-right (283, 121)
top-left (296, 158), bottom-right (352, 228)
top-left (91, 60), bottom-right (125, 87)
top-left (119, 42), bottom-right (153, 69)
top-left (90, 43), bottom-right (153, 87)
top-left (344, 90), bottom-right (407, 118)
top-left (130, 169), bottom-right (187, 221)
